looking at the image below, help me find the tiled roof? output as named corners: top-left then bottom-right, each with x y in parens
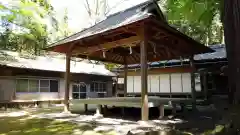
top-left (0, 50), bottom-right (115, 76)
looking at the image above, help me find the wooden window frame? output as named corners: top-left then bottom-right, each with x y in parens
top-left (16, 78), bottom-right (59, 93)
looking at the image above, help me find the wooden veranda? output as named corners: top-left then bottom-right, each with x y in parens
top-left (46, 1), bottom-right (213, 120)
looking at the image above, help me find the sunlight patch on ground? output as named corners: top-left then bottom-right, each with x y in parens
top-left (34, 112), bottom-right (185, 135)
top-left (0, 111), bottom-right (29, 117)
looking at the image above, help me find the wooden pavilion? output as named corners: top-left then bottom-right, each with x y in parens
top-left (46, 0), bottom-right (213, 120)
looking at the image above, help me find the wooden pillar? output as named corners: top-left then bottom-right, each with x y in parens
top-left (203, 72), bottom-right (208, 100)
top-left (190, 56), bottom-right (196, 110)
top-left (64, 53), bottom-right (71, 112)
top-left (124, 57), bottom-right (128, 97)
top-left (115, 76), bottom-right (118, 97)
top-left (140, 40), bottom-right (149, 121)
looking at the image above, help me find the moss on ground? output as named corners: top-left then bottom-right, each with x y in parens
top-left (0, 107), bottom-right (116, 135)
top-left (0, 116), bottom-right (78, 135)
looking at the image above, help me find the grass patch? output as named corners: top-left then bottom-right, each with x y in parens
top-left (0, 116), bottom-right (78, 135)
top-left (0, 116), bottom-right (116, 135)
top-left (0, 107), bottom-right (117, 135)
top-left (201, 125), bottom-right (225, 135)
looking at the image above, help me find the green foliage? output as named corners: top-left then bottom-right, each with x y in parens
top-left (0, 0), bottom-right (49, 55)
top-left (164, 0), bottom-right (223, 45)
top-left (0, 0), bottom-right (71, 55)
top-left (0, 116), bottom-right (78, 135)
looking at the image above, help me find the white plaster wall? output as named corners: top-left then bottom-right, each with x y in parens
top-left (0, 77), bottom-right (113, 101)
top-left (0, 78), bottom-right (15, 101)
top-left (125, 73), bottom-right (201, 94)
top-left (59, 79), bottom-right (65, 99)
top-left (59, 79), bottom-right (73, 99)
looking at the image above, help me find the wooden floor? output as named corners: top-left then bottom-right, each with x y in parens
top-left (70, 97), bottom-right (192, 108)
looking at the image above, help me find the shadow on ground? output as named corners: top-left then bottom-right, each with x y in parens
top-left (71, 105), bottom-right (237, 135)
top-left (0, 102), bottom-right (239, 135)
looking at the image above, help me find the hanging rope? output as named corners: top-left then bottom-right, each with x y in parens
top-left (152, 43), bottom-right (157, 58)
top-left (180, 56), bottom-right (183, 66)
top-left (102, 50), bottom-right (106, 58)
top-left (129, 46), bottom-right (132, 54)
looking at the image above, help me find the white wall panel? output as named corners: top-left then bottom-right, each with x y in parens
top-left (125, 72), bottom-right (200, 94)
top-left (170, 73), bottom-right (182, 93)
top-left (182, 73), bottom-right (191, 93)
top-left (195, 73), bottom-right (201, 92)
top-left (127, 76), bottom-right (134, 93)
top-left (118, 78), bottom-right (124, 84)
top-left (133, 76), bottom-right (141, 93)
top-left (160, 74), bottom-right (170, 93)
top-left (150, 75), bottom-right (160, 92)
top-left (148, 76), bottom-right (151, 92)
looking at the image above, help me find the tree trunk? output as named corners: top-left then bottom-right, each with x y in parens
top-left (223, 0), bottom-right (240, 104)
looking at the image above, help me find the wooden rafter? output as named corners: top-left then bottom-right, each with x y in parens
top-left (73, 36), bottom-right (140, 55)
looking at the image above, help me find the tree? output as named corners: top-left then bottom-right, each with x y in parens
top-left (84, 0), bottom-right (109, 25)
top-left (164, 0), bottom-right (240, 103)
top-left (164, 0), bottom-right (223, 45)
top-left (48, 8), bottom-right (72, 43)
top-left (223, 0), bottom-right (240, 103)
top-left (0, 0), bottom-right (65, 55)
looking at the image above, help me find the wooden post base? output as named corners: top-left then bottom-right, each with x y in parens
top-left (95, 105), bottom-right (102, 116)
top-left (180, 103), bottom-right (186, 113)
top-left (121, 107), bottom-right (125, 117)
top-left (159, 104), bottom-right (164, 119)
top-left (84, 104), bottom-right (88, 112)
top-left (103, 105), bottom-right (108, 115)
top-left (172, 104), bottom-right (177, 114)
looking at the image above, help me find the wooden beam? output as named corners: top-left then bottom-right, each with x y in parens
top-left (74, 54), bottom-right (124, 64)
top-left (148, 37), bottom-right (189, 57)
top-left (73, 36), bottom-right (140, 55)
top-left (64, 52), bottom-right (71, 112)
top-left (146, 18), bottom-right (197, 48)
top-left (118, 66), bottom-right (193, 77)
top-left (124, 57), bottom-right (128, 97)
top-left (140, 40), bottom-right (149, 121)
top-left (190, 56), bottom-right (196, 111)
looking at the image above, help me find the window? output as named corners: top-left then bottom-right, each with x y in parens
top-left (50, 80), bottom-right (59, 92)
top-left (90, 82), bottom-right (107, 97)
top-left (90, 83), bottom-right (94, 92)
top-left (16, 79), bottom-right (28, 92)
top-left (72, 83), bottom-right (87, 99)
top-left (40, 80), bottom-right (50, 92)
top-left (16, 79), bottom-right (59, 92)
top-left (29, 80), bottom-right (39, 92)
